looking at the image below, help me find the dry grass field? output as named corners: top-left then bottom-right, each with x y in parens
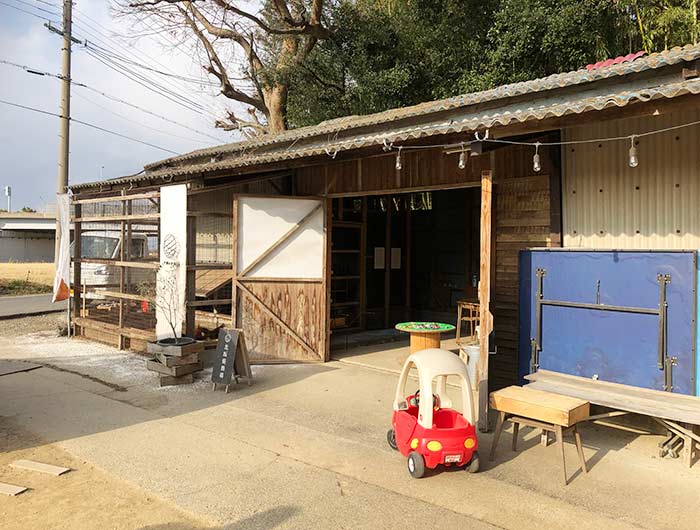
top-left (0, 263), bottom-right (54, 286)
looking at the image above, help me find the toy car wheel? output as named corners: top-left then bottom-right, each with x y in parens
top-left (386, 429), bottom-right (398, 451)
top-left (465, 451), bottom-right (480, 473)
top-left (407, 451), bottom-right (425, 478)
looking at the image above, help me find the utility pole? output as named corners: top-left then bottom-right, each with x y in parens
top-left (55, 0), bottom-right (72, 334)
top-left (56, 0), bottom-right (72, 225)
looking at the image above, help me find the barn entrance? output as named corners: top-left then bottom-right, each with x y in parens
top-left (329, 187), bottom-right (481, 349)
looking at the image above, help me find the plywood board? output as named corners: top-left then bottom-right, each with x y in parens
top-left (490, 386), bottom-right (589, 427)
top-left (10, 459), bottom-right (71, 476)
top-left (0, 482), bottom-right (28, 496)
top-left (238, 197), bottom-right (323, 278)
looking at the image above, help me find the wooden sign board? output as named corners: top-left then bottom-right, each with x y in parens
top-left (211, 328), bottom-right (252, 391)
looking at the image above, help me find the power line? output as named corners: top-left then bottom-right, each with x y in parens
top-left (72, 90), bottom-right (211, 145)
top-left (0, 0), bottom-right (59, 22)
top-left (0, 58), bottom-right (223, 142)
top-left (0, 98), bottom-right (179, 154)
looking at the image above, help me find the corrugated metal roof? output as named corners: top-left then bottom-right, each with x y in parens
top-left (71, 44), bottom-right (700, 191)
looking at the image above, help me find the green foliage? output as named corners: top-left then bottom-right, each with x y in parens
top-left (286, 0), bottom-right (699, 129)
top-left (19, 206), bottom-right (36, 213)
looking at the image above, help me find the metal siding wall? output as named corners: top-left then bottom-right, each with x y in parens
top-left (562, 109), bottom-right (700, 249)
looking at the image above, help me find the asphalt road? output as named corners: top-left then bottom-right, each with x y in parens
top-left (0, 294), bottom-right (67, 318)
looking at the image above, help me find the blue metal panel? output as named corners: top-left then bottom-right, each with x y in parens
top-left (519, 250), bottom-right (696, 395)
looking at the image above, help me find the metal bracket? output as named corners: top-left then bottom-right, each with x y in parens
top-left (657, 274), bottom-right (671, 370)
top-left (530, 268), bottom-right (547, 373)
top-left (664, 356), bottom-right (678, 392)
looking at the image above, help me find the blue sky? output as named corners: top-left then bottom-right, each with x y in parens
top-left (0, 0), bottom-right (238, 211)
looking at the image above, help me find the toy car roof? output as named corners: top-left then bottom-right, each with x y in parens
top-left (405, 348), bottom-right (470, 381)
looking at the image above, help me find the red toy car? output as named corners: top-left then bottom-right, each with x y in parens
top-left (387, 348), bottom-right (479, 478)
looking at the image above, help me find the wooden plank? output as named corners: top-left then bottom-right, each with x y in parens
top-left (477, 170), bottom-right (494, 431)
top-left (187, 263), bottom-right (233, 271)
top-left (0, 482), bottom-right (28, 496)
top-left (100, 290), bottom-right (152, 302)
top-left (322, 198), bottom-right (331, 361)
top-left (232, 196), bottom-right (239, 328)
top-left (186, 299), bottom-right (233, 307)
top-left (72, 191), bottom-right (160, 205)
top-left (384, 194), bottom-right (392, 328)
top-left (526, 370), bottom-right (700, 425)
top-left (76, 258), bottom-right (160, 270)
top-left (155, 351), bottom-right (200, 367)
top-left (235, 280), bottom-right (318, 358)
top-left (10, 460), bottom-right (71, 476)
top-left (72, 213), bottom-right (160, 223)
top-left (239, 277), bottom-right (321, 283)
top-left (359, 197), bottom-right (367, 330)
top-left (490, 386), bottom-right (590, 427)
top-left (73, 317), bottom-right (155, 341)
top-left (159, 373), bottom-right (194, 386)
top-left (239, 202), bottom-right (323, 277)
top-left (146, 359), bottom-right (202, 377)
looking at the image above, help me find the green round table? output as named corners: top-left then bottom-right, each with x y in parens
top-left (395, 322), bottom-right (456, 353)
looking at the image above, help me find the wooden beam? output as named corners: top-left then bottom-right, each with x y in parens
top-left (235, 280), bottom-right (318, 358)
top-left (72, 203), bottom-right (82, 335)
top-left (232, 196), bottom-right (239, 328)
top-left (237, 277), bottom-right (321, 283)
top-left (187, 263), bottom-right (233, 271)
top-left (185, 214), bottom-right (197, 337)
top-left (186, 299), bottom-right (233, 307)
top-left (72, 191), bottom-right (160, 205)
top-left (72, 213), bottom-right (160, 223)
top-left (359, 197), bottom-right (367, 330)
top-left (73, 317), bottom-right (155, 341)
top-left (323, 197), bottom-right (332, 361)
top-left (478, 170), bottom-right (494, 432)
top-left (76, 258), bottom-right (160, 269)
top-left (100, 290), bottom-right (152, 302)
top-left (384, 195), bottom-right (392, 328)
top-left (239, 202), bottom-right (323, 277)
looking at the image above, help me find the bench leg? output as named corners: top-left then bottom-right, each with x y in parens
top-left (512, 422), bottom-right (519, 452)
top-left (573, 425), bottom-right (587, 474)
top-left (489, 411), bottom-right (507, 461)
top-left (555, 425), bottom-right (567, 486)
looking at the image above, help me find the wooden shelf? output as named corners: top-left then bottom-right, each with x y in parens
top-left (331, 301), bottom-right (360, 307)
top-left (332, 275), bottom-right (360, 280)
top-left (332, 249), bottom-right (360, 254)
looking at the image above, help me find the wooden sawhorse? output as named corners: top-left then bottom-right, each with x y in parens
top-left (489, 386), bottom-right (590, 485)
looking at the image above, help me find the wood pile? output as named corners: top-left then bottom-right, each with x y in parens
top-left (146, 341), bottom-right (205, 386)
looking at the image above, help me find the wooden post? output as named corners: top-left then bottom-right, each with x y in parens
top-left (323, 198), bottom-right (332, 360)
top-left (359, 197), bottom-right (367, 330)
top-left (477, 170), bottom-right (494, 432)
top-left (185, 214), bottom-right (197, 337)
top-left (72, 202), bottom-right (82, 334)
top-left (118, 191), bottom-right (126, 349)
top-left (384, 196), bottom-right (392, 328)
top-left (232, 196), bottom-right (239, 328)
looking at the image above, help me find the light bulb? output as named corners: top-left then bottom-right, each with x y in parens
top-left (395, 148), bottom-right (402, 171)
top-left (628, 137), bottom-right (638, 168)
top-left (458, 144), bottom-right (466, 170)
top-left (533, 143), bottom-right (541, 173)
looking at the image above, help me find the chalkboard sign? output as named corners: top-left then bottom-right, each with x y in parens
top-left (212, 328), bottom-right (239, 386)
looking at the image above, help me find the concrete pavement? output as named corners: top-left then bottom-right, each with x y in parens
top-left (2, 332), bottom-right (700, 529)
top-left (0, 294), bottom-right (66, 318)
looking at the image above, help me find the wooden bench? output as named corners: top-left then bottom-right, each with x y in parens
top-left (489, 386), bottom-right (590, 485)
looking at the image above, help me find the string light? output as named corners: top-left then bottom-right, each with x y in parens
top-left (628, 135), bottom-right (638, 168)
top-left (458, 143), bottom-right (466, 170)
top-left (533, 142), bottom-right (541, 173)
top-left (324, 117), bottom-right (700, 172)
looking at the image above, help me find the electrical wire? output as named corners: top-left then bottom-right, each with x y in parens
top-left (0, 97), bottom-right (179, 154)
top-left (0, 58), bottom-right (223, 142)
top-left (72, 91), bottom-right (212, 145)
top-left (0, 0), bottom-right (59, 22)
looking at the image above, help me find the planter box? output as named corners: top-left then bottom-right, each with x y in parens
top-left (146, 359), bottom-right (203, 377)
top-left (147, 340), bottom-right (204, 357)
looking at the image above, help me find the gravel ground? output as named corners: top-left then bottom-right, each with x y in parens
top-left (0, 313), bottom-right (66, 337)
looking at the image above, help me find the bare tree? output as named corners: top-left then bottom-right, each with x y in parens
top-left (117, 0), bottom-right (330, 136)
